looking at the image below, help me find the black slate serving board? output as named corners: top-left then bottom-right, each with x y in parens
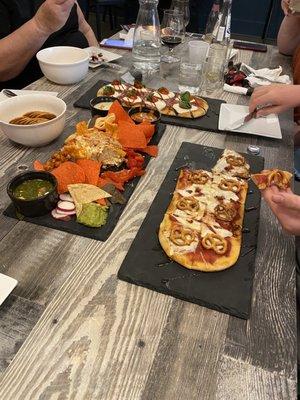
top-left (118, 142), bottom-right (264, 319)
top-left (73, 80), bottom-right (225, 133)
top-left (3, 124), bottom-right (166, 242)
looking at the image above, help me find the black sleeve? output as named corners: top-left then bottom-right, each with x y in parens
top-left (0, 1), bottom-right (11, 39)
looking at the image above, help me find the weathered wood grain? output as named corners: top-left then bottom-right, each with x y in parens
top-left (0, 41), bottom-right (296, 399)
top-left (0, 295), bottom-right (44, 375)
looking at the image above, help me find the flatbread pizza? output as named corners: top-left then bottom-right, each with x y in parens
top-left (159, 162), bottom-right (248, 272)
top-left (97, 80), bottom-right (209, 119)
top-left (251, 169), bottom-right (292, 190)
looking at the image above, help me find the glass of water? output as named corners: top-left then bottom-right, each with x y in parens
top-left (202, 43), bottom-right (227, 93)
top-left (178, 61), bottom-right (202, 94)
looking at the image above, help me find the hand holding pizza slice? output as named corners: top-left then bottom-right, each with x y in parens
top-left (251, 169), bottom-right (292, 190)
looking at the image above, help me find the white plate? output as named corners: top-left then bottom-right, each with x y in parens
top-left (0, 89), bottom-right (58, 103)
top-left (0, 273), bottom-right (17, 306)
top-left (218, 103), bottom-right (282, 139)
top-left (85, 46), bottom-right (122, 69)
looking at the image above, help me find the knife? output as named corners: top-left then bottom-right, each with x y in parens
top-left (225, 102), bottom-right (274, 131)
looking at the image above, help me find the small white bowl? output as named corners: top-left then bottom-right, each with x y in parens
top-left (36, 46), bottom-right (89, 85)
top-left (0, 94), bottom-right (66, 147)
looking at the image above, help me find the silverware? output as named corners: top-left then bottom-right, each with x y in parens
top-left (3, 89), bottom-right (17, 97)
top-left (226, 104), bottom-right (273, 131)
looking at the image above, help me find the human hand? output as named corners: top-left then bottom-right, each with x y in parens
top-left (262, 185), bottom-right (300, 235)
top-left (34, 0), bottom-right (75, 36)
top-left (281, 0), bottom-right (291, 16)
top-left (249, 84), bottom-right (300, 117)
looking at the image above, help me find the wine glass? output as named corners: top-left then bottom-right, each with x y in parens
top-left (161, 10), bottom-right (185, 63)
top-left (171, 0), bottom-right (190, 29)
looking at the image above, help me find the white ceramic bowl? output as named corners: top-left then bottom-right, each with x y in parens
top-left (36, 46), bottom-right (89, 85)
top-left (0, 94), bottom-right (66, 147)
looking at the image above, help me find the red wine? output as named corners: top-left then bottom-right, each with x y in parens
top-left (161, 36), bottom-right (182, 49)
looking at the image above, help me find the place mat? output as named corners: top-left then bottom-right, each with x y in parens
top-left (118, 142), bottom-right (264, 319)
top-left (73, 80), bottom-right (226, 133)
top-left (3, 124), bottom-right (166, 242)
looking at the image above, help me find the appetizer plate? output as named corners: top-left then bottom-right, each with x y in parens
top-left (85, 46), bottom-right (122, 69)
top-left (219, 104), bottom-right (282, 139)
top-left (0, 273), bottom-right (17, 306)
top-left (0, 90), bottom-right (58, 103)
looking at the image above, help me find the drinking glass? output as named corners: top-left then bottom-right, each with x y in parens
top-left (202, 43), bottom-right (227, 93)
top-left (178, 61), bottom-right (202, 94)
top-left (171, 0), bottom-right (190, 29)
top-left (161, 10), bottom-right (185, 63)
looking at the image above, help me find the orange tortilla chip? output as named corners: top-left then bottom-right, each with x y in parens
top-left (137, 145), bottom-right (158, 157)
top-left (98, 176), bottom-right (124, 191)
top-left (117, 121), bottom-right (147, 149)
top-left (109, 100), bottom-right (133, 124)
top-left (76, 159), bottom-right (101, 186)
top-left (96, 198), bottom-right (107, 206)
top-left (51, 161), bottom-right (86, 194)
top-left (33, 160), bottom-right (45, 171)
top-left (140, 122), bottom-right (155, 142)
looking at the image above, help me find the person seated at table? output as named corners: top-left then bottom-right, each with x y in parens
top-left (0, 0), bottom-right (98, 90)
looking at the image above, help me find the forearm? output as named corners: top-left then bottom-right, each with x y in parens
top-left (81, 24), bottom-right (98, 47)
top-left (0, 18), bottom-right (49, 81)
top-left (76, 2), bottom-right (98, 47)
top-left (277, 15), bottom-right (300, 55)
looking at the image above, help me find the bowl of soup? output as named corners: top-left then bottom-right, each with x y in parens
top-left (128, 106), bottom-right (161, 125)
top-left (90, 96), bottom-right (116, 117)
top-left (7, 171), bottom-right (59, 217)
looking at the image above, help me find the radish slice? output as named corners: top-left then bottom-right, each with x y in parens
top-left (59, 193), bottom-right (74, 203)
top-left (51, 209), bottom-right (70, 220)
top-left (55, 208), bottom-right (76, 216)
top-left (57, 201), bottom-right (75, 212)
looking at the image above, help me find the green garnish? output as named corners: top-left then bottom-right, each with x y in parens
top-left (103, 86), bottom-right (115, 96)
top-left (179, 91), bottom-right (192, 109)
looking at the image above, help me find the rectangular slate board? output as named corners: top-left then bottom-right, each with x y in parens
top-left (118, 142), bottom-right (265, 319)
top-left (73, 80), bottom-right (225, 133)
top-left (3, 124), bottom-right (166, 242)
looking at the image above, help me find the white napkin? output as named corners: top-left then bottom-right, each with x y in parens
top-left (241, 64), bottom-right (291, 87)
top-left (223, 83), bottom-right (249, 95)
top-left (0, 89), bottom-right (58, 103)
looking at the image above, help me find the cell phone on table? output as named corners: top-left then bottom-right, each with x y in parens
top-left (233, 41), bottom-right (267, 53)
top-left (100, 39), bottom-right (133, 50)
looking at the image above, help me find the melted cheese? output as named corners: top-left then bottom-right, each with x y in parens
top-left (172, 214), bottom-right (202, 231)
top-left (122, 96), bottom-right (142, 104)
top-left (168, 235), bottom-right (199, 255)
top-left (173, 104), bottom-right (198, 115)
top-left (154, 91), bottom-right (175, 100)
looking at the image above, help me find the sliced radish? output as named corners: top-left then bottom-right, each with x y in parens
top-left (59, 193), bottom-right (74, 203)
top-left (51, 209), bottom-right (71, 220)
top-left (57, 201), bottom-right (75, 212)
top-left (55, 208), bottom-right (76, 216)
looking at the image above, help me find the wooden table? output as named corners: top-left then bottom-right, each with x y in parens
top-left (0, 43), bottom-right (297, 399)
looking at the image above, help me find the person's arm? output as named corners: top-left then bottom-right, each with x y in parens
top-left (278, 0), bottom-right (300, 55)
top-left (249, 84), bottom-right (300, 116)
top-left (262, 185), bottom-right (300, 235)
top-left (76, 2), bottom-right (98, 47)
top-left (0, 0), bottom-right (75, 82)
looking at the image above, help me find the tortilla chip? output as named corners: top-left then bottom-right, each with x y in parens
top-left (94, 114), bottom-right (116, 130)
top-left (117, 121), bottom-right (147, 149)
top-left (139, 122), bottom-right (155, 142)
top-left (68, 183), bottom-right (111, 203)
top-left (33, 160), bottom-right (45, 171)
top-left (109, 100), bottom-right (133, 124)
top-left (137, 145), bottom-right (158, 157)
top-left (51, 161), bottom-right (86, 194)
top-left (76, 159), bottom-right (101, 186)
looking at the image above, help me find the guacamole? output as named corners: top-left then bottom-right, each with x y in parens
top-left (77, 203), bottom-right (108, 228)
